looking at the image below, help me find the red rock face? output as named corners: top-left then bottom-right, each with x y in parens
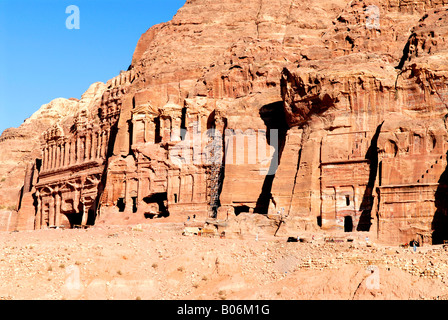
top-left (3, 0), bottom-right (448, 244)
top-left (281, 3), bottom-right (448, 244)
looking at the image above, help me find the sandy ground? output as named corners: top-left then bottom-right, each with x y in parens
top-left (1, 219), bottom-right (448, 300)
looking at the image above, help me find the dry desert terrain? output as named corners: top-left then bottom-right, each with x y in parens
top-left (1, 217), bottom-right (448, 300)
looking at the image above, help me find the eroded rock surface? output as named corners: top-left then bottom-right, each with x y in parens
top-left (1, 0), bottom-right (448, 245)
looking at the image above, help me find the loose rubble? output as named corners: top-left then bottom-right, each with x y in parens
top-left (1, 221), bottom-right (447, 300)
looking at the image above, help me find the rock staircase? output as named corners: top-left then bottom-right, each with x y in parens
top-left (416, 154), bottom-right (447, 184)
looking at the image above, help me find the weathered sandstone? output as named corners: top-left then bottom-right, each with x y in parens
top-left (1, 0), bottom-right (448, 245)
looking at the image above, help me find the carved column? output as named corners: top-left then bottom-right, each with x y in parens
top-left (57, 143), bottom-right (61, 168)
top-left (74, 187), bottom-right (80, 214)
top-left (164, 118), bottom-right (172, 142)
top-left (100, 131), bottom-right (107, 158)
top-left (46, 145), bottom-right (51, 170)
top-left (192, 172), bottom-right (200, 202)
top-left (64, 141), bottom-right (70, 167)
top-left (55, 143), bottom-right (61, 169)
top-left (97, 131), bottom-right (102, 159)
top-left (70, 139), bottom-right (76, 165)
top-left (124, 177), bottom-right (133, 214)
top-left (43, 147), bottom-right (48, 171)
top-left (51, 144), bottom-right (56, 170)
top-left (107, 128), bottom-right (111, 143)
top-left (80, 136), bottom-right (85, 163)
top-left (55, 191), bottom-right (61, 226)
top-left (159, 117), bottom-right (165, 142)
top-left (171, 115), bottom-right (182, 142)
top-left (103, 128), bottom-right (110, 157)
top-left (192, 118), bottom-right (202, 165)
top-left (85, 132), bottom-right (92, 161)
top-left (50, 144), bottom-right (54, 169)
top-left (91, 131), bottom-right (97, 160)
top-left (76, 136), bottom-right (81, 164)
top-left (46, 146), bottom-right (50, 171)
top-left (143, 119), bottom-right (149, 143)
top-left (47, 144), bottom-right (53, 170)
top-left (131, 119), bottom-right (137, 145)
top-left (137, 172), bottom-right (142, 205)
top-left (59, 143), bottom-right (64, 168)
top-left (99, 131), bottom-right (104, 158)
top-left (147, 119), bottom-right (155, 144)
top-left (94, 132), bottom-right (99, 159)
top-left (81, 202), bottom-right (88, 226)
top-left (49, 195), bottom-right (55, 227)
top-left (60, 143), bottom-right (65, 167)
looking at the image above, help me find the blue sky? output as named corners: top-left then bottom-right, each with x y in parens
top-left (0, 0), bottom-right (185, 134)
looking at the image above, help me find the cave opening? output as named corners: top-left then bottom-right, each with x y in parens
top-left (117, 198), bottom-right (125, 212)
top-left (155, 117), bottom-right (162, 143)
top-left (344, 216), bottom-right (353, 232)
top-left (132, 196), bottom-right (138, 213)
top-left (86, 208), bottom-right (96, 226)
top-left (143, 193), bottom-right (169, 218)
top-left (234, 205), bottom-right (250, 216)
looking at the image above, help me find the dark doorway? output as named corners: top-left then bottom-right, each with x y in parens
top-left (86, 209), bottom-right (96, 225)
top-left (35, 158), bottom-right (42, 172)
top-left (132, 197), bottom-right (138, 213)
top-left (155, 117), bottom-right (162, 143)
top-left (344, 216), bottom-right (353, 232)
top-left (234, 205), bottom-right (250, 216)
top-left (67, 213), bottom-right (82, 228)
top-left (67, 203), bottom-right (83, 228)
top-left (143, 193), bottom-right (169, 218)
top-left (117, 198), bottom-right (125, 212)
top-left (317, 216), bottom-right (322, 227)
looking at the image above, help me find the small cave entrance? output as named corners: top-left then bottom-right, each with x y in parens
top-left (234, 205), bottom-right (250, 216)
top-left (154, 117), bottom-right (162, 143)
top-left (132, 196), bottom-right (138, 213)
top-left (142, 193), bottom-right (169, 219)
top-left (66, 207), bottom-right (83, 228)
top-left (66, 214), bottom-right (81, 228)
top-left (86, 208), bottom-right (96, 226)
top-left (317, 216), bottom-right (322, 227)
top-left (117, 198), bottom-right (126, 212)
top-left (344, 216), bottom-right (353, 232)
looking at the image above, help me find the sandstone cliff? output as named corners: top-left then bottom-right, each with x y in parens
top-left (3, 0), bottom-right (448, 244)
top-left (0, 83), bottom-right (106, 230)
